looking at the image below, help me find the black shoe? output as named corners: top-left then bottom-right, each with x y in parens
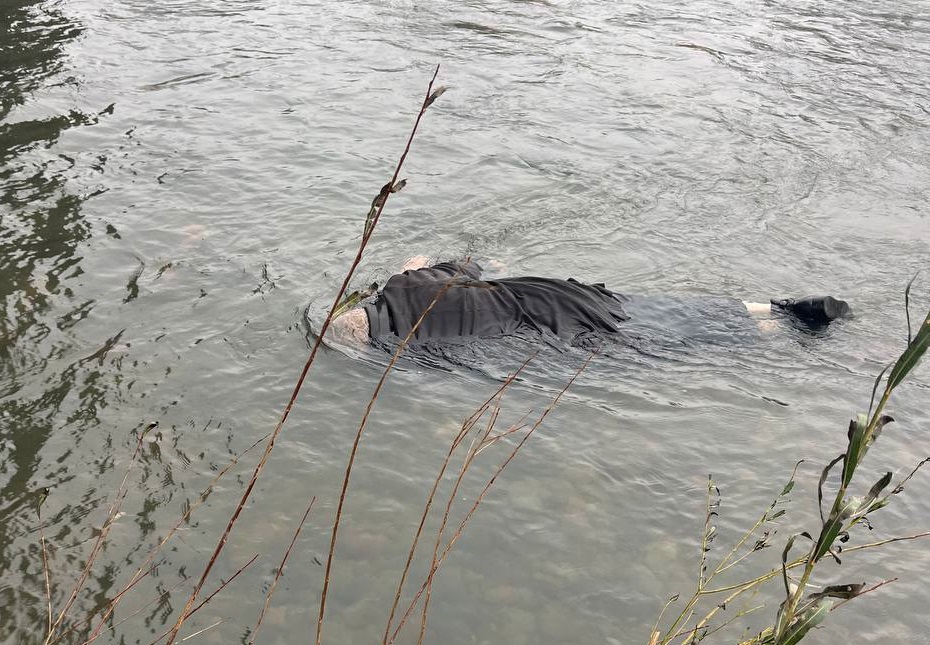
top-left (770, 296), bottom-right (851, 324)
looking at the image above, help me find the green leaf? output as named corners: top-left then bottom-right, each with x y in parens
top-left (886, 311), bottom-right (930, 392)
top-left (781, 460), bottom-right (804, 496)
top-left (780, 534), bottom-right (805, 598)
top-left (867, 362), bottom-right (892, 418)
top-left (814, 497), bottom-right (857, 562)
top-left (818, 454), bottom-right (844, 524)
top-left (777, 601), bottom-right (830, 645)
top-left (843, 415), bottom-right (868, 487)
top-left (904, 272), bottom-right (920, 343)
top-left (859, 472), bottom-right (893, 513)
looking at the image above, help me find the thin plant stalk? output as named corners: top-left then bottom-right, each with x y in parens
top-left (66, 566), bottom-right (157, 645)
top-left (249, 496), bottom-right (317, 645)
top-left (658, 461), bottom-right (802, 644)
top-left (185, 553), bottom-right (259, 618)
top-left (652, 297), bottom-right (929, 645)
top-left (388, 352), bottom-right (595, 644)
top-left (317, 264), bottom-right (462, 645)
top-left (416, 393), bottom-right (535, 642)
top-left (39, 505), bottom-right (53, 637)
top-left (45, 422), bottom-right (155, 645)
top-left (77, 578), bottom-right (189, 645)
top-left (83, 433), bottom-right (268, 644)
top-left (179, 618), bottom-right (224, 642)
top-left (164, 64), bottom-right (443, 645)
top-left (382, 357), bottom-right (534, 645)
top-left (417, 397), bottom-right (506, 643)
top-left (147, 554), bottom-right (260, 645)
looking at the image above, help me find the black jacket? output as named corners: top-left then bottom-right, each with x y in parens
top-left (363, 261), bottom-right (628, 343)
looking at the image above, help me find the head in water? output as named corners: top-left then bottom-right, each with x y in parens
top-left (325, 307), bottom-right (370, 347)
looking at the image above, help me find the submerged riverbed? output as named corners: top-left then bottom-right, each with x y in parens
top-left (2, 0), bottom-right (929, 643)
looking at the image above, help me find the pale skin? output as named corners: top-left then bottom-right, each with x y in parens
top-left (326, 258), bottom-right (781, 348)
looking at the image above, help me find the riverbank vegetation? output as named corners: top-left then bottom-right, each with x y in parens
top-left (20, 67), bottom-right (930, 645)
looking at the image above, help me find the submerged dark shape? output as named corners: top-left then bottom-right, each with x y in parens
top-left (326, 259), bottom-right (850, 355)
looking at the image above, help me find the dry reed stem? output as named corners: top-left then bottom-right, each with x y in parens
top-left (248, 496), bottom-right (317, 645)
top-left (389, 351), bottom-right (595, 644)
top-left (678, 579), bottom-right (765, 643)
top-left (179, 618), bottom-right (225, 642)
top-left (147, 554), bottom-right (260, 645)
top-left (317, 261), bottom-right (462, 645)
top-left (45, 423), bottom-right (154, 645)
top-left (417, 399), bottom-right (502, 643)
top-left (689, 599), bottom-right (763, 643)
top-left (165, 64), bottom-right (443, 645)
top-left (418, 390), bottom-right (521, 643)
top-left (475, 415), bottom-right (531, 456)
top-left (77, 578), bottom-right (188, 645)
top-left (186, 553), bottom-right (260, 618)
top-left (843, 530), bottom-right (930, 553)
top-left (39, 507), bottom-right (52, 637)
top-left (829, 577), bottom-right (896, 613)
top-left (658, 529), bottom-right (929, 644)
top-left (67, 566), bottom-right (157, 645)
top-left (381, 359), bottom-right (533, 645)
top-left (82, 433), bottom-right (268, 644)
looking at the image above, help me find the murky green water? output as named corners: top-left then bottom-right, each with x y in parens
top-left (2, 0), bottom-right (929, 643)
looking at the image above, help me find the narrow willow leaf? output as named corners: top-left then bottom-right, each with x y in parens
top-left (860, 472), bottom-right (893, 512)
top-left (867, 363), bottom-right (892, 419)
top-left (363, 182), bottom-right (394, 236)
top-left (780, 535), bottom-right (798, 598)
top-left (424, 85), bottom-right (448, 109)
top-left (810, 583), bottom-right (865, 601)
top-left (391, 178), bottom-right (407, 193)
top-left (778, 601), bottom-right (830, 645)
top-left (814, 498), bottom-right (857, 562)
top-left (781, 460), bottom-right (804, 497)
top-left (333, 282), bottom-right (379, 319)
top-left (818, 454), bottom-right (844, 524)
top-left (886, 312), bottom-right (930, 391)
top-left (333, 290), bottom-right (363, 319)
top-left (867, 415), bottom-right (895, 448)
top-left (904, 272), bottom-right (920, 343)
top-left (843, 415), bottom-right (868, 487)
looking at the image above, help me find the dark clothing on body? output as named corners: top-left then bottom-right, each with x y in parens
top-left (363, 261), bottom-right (632, 344)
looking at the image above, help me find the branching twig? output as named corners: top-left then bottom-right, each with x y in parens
top-left (249, 497), bottom-right (316, 645)
top-left (77, 578), bottom-right (188, 645)
top-left (164, 64), bottom-right (444, 645)
top-left (84, 433), bottom-right (268, 644)
top-left (318, 261), bottom-right (462, 645)
top-left (388, 351), bottom-right (595, 643)
top-left (45, 422), bottom-right (156, 645)
top-left (382, 357), bottom-right (534, 644)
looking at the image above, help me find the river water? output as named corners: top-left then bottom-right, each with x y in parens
top-left (2, 0), bottom-right (929, 643)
